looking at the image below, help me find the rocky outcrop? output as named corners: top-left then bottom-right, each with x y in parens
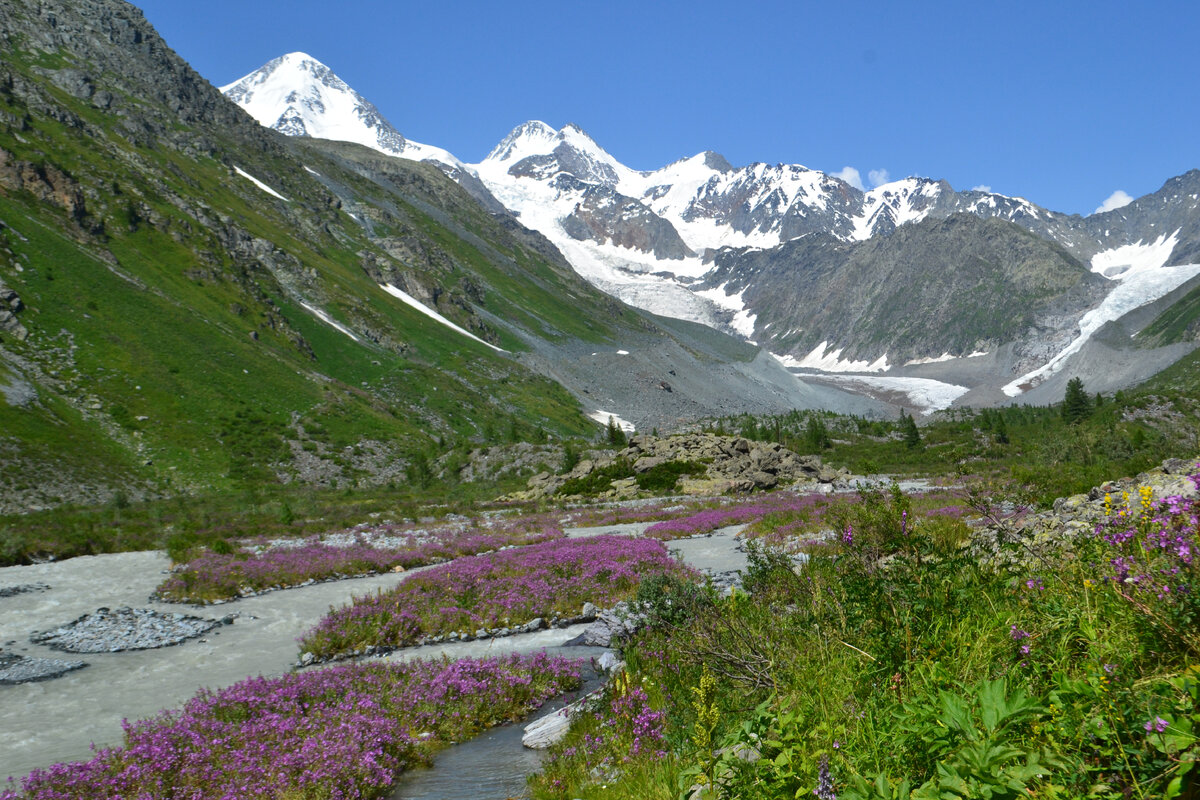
top-left (516, 433), bottom-right (847, 500)
top-left (0, 279), bottom-right (26, 340)
top-left (970, 456), bottom-right (1200, 571)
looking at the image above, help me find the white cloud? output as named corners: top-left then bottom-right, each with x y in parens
top-left (832, 166), bottom-right (864, 190)
top-left (868, 168), bottom-right (890, 187)
top-left (1094, 190), bottom-right (1134, 215)
top-left (971, 184), bottom-right (992, 193)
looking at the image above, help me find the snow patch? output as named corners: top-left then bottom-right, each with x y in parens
top-left (777, 341), bottom-right (890, 373)
top-left (588, 410), bottom-right (636, 434)
top-left (299, 302), bottom-right (359, 341)
top-left (818, 376), bottom-right (969, 415)
top-left (1003, 259), bottom-right (1200, 396)
top-left (379, 284), bottom-right (506, 352)
top-left (1089, 231), bottom-right (1180, 279)
top-left (234, 166), bottom-right (288, 201)
top-left (904, 353), bottom-right (955, 366)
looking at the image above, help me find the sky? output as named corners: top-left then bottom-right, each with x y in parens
top-left (135, 0), bottom-right (1198, 216)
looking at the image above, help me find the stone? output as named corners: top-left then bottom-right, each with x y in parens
top-left (747, 471), bottom-right (778, 490)
top-left (30, 607), bottom-right (221, 653)
top-left (522, 689), bottom-right (601, 749)
top-left (633, 456), bottom-right (668, 473)
top-left (522, 706), bottom-right (572, 748)
top-left (595, 651), bottom-right (623, 672)
top-left (581, 603), bottom-right (644, 647)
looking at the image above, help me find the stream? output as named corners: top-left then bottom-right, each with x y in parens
top-left (0, 525), bottom-right (749, 794)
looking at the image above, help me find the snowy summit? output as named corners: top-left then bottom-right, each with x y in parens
top-left (221, 52), bottom-right (459, 166)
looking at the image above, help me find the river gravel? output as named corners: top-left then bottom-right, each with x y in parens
top-left (30, 607), bottom-right (226, 653)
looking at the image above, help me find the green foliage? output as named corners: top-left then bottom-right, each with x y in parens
top-left (539, 471), bottom-right (1200, 800)
top-left (633, 460), bottom-right (706, 493)
top-left (1061, 377), bottom-right (1093, 425)
top-left (556, 459), bottom-right (635, 497)
top-left (805, 415), bottom-right (832, 451)
top-left (899, 410), bottom-right (922, 449)
top-left (606, 415), bottom-right (629, 448)
top-left (560, 441), bottom-right (581, 474)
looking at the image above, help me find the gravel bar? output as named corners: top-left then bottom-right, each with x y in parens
top-left (0, 653), bottom-right (87, 685)
top-left (30, 607), bottom-right (230, 653)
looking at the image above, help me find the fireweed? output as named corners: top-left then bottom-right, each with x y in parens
top-left (2, 654), bottom-right (581, 800)
top-left (646, 492), bottom-right (838, 539)
top-left (299, 535), bottom-right (693, 659)
top-left (155, 516), bottom-right (564, 603)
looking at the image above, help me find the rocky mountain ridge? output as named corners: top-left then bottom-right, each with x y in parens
top-left (222, 54), bottom-right (1200, 411)
top-left (0, 0), bottom-right (879, 511)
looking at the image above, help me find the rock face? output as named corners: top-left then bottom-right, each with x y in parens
top-left (517, 433), bottom-right (847, 500)
top-left (970, 455), bottom-right (1200, 571)
top-left (705, 214), bottom-right (1105, 368)
top-left (0, 279), bottom-right (27, 340)
top-left (580, 602), bottom-right (644, 647)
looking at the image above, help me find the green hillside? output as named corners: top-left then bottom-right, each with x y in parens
top-left (0, 0), bottom-right (643, 511)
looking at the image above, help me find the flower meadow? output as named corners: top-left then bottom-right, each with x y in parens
top-left (155, 515), bottom-right (564, 603)
top-left (533, 470), bottom-right (1200, 800)
top-left (643, 491), bottom-right (837, 539)
top-left (300, 535), bottom-right (694, 660)
top-left (2, 653), bottom-right (582, 800)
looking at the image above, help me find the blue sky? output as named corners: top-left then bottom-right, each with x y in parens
top-left (136, 0), bottom-right (1197, 216)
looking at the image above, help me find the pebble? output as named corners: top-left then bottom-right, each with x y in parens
top-left (0, 653), bottom-right (87, 685)
top-left (30, 607), bottom-right (230, 653)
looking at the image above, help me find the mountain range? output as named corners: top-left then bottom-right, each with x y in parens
top-left (0, 1), bottom-right (863, 513)
top-left (0, 2), bottom-right (1197, 513)
top-left (224, 51), bottom-right (1200, 410)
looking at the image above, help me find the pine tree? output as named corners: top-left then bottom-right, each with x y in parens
top-left (1061, 377), bottom-right (1092, 424)
top-left (606, 415), bottom-right (627, 448)
top-left (993, 413), bottom-right (1009, 444)
top-left (804, 415), bottom-right (831, 451)
top-left (899, 410), bottom-right (922, 449)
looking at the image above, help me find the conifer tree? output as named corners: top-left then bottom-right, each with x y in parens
top-left (606, 415), bottom-right (627, 448)
top-left (1061, 377), bottom-right (1092, 424)
top-left (994, 412), bottom-right (1009, 444)
top-left (899, 410), bottom-right (922, 449)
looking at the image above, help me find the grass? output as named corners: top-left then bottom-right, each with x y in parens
top-left (0, 473), bottom-right (536, 566)
top-left (533, 474), bottom-right (1200, 799)
top-left (1, 35), bottom-right (632, 515)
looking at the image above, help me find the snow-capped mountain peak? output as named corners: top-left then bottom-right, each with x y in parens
top-left (222, 53), bottom-right (460, 167)
top-left (484, 120), bottom-right (558, 163)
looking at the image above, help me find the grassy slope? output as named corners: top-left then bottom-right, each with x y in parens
top-left (0, 33), bottom-right (622, 515)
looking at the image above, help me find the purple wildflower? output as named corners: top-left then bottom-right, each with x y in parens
top-left (1144, 717), bottom-right (1170, 734)
top-left (814, 754), bottom-right (837, 800)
